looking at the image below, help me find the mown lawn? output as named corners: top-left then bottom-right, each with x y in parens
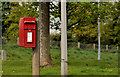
top-left (1, 44), bottom-right (118, 75)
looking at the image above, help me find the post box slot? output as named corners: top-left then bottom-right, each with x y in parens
top-left (24, 24), bottom-right (36, 29)
top-left (24, 21), bottom-right (35, 24)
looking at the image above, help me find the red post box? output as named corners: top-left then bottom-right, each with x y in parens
top-left (19, 17), bottom-right (36, 47)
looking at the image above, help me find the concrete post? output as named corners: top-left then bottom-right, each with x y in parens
top-left (78, 42), bottom-right (80, 48)
top-left (1, 50), bottom-right (7, 60)
top-left (93, 43), bottom-right (95, 50)
top-left (98, 0), bottom-right (101, 60)
top-left (106, 45), bottom-right (108, 51)
top-left (117, 46), bottom-right (119, 50)
top-left (61, 0), bottom-right (67, 76)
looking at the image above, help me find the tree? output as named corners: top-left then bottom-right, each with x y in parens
top-left (50, 2), bottom-right (61, 30)
top-left (66, 2), bottom-right (120, 45)
top-left (39, 2), bottom-right (53, 67)
top-left (100, 2), bottom-right (120, 45)
top-left (67, 2), bottom-right (99, 43)
top-left (2, 2), bottom-right (11, 36)
top-left (46, 2), bottom-right (120, 45)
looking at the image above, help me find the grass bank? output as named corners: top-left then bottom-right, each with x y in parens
top-left (2, 45), bottom-right (118, 75)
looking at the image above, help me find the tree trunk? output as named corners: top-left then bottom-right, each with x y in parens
top-left (39, 2), bottom-right (53, 67)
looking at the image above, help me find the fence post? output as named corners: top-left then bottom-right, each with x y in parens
top-left (1, 50), bottom-right (7, 60)
top-left (106, 45), bottom-right (108, 51)
top-left (78, 42), bottom-right (80, 48)
top-left (93, 43), bottom-right (95, 50)
top-left (117, 46), bottom-right (119, 50)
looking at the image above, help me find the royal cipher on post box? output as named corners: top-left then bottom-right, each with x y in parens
top-left (19, 17), bottom-right (36, 47)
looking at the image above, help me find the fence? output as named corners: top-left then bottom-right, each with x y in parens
top-left (2, 38), bottom-right (119, 51)
top-left (50, 41), bottom-right (119, 51)
top-left (2, 38), bottom-right (19, 45)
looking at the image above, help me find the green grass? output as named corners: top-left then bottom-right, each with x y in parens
top-left (2, 45), bottom-right (118, 75)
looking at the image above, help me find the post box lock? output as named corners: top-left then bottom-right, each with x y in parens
top-left (19, 17), bottom-right (36, 47)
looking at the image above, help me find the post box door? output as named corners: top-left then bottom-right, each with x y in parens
top-left (19, 17), bottom-right (36, 47)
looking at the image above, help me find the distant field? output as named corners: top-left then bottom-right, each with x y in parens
top-left (2, 44), bottom-right (118, 75)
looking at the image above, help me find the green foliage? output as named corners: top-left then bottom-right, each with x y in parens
top-left (50, 2), bottom-right (61, 30)
top-left (50, 32), bottom-right (77, 42)
top-left (50, 33), bottom-right (61, 41)
top-left (100, 2), bottom-right (120, 45)
top-left (2, 2), bottom-right (11, 34)
top-left (67, 2), bottom-right (120, 45)
top-left (50, 2), bottom-right (120, 45)
top-left (3, 2), bottom-right (39, 38)
top-left (2, 2), bottom-right (120, 45)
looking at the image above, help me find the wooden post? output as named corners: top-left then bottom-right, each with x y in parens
top-left (117, 46), bottom-right (119, 50)
top-left (61, 0), bottom-right (67, 76)
top-left (93, 43), bottom-right (95, 50)
top-left (78, 42), bottom-right (80, 48)
top-left (106, 45), bottom-right (108, 51)
top-left (32, 20), bottom-right (40, 77)
top-left (1, 50), bottom-right (7, 60)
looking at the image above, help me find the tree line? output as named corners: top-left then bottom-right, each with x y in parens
top-left (2, 2), bottom-right (120, 46)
